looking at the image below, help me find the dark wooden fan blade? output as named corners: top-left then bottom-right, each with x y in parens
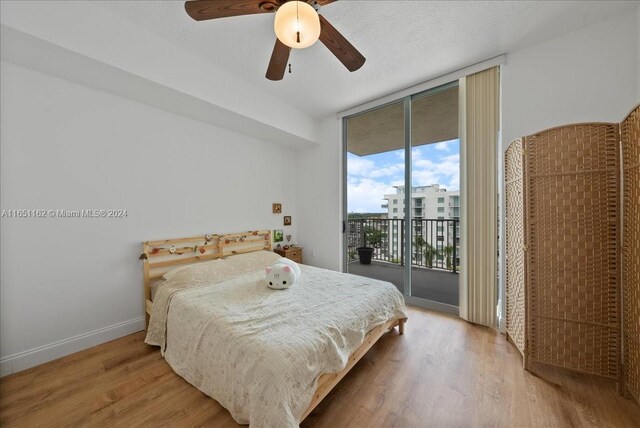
top-left (185, 0), bottom-right (276, 21)
top-left (266, 39), bottom-right (290, 81)
top-left (315, 0), bottom-right (338, 5)
top-left (318, 15), bottom-right (365, 72)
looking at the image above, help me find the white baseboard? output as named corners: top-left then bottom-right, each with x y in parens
top-left (0, 317), bottom-right (145, 377)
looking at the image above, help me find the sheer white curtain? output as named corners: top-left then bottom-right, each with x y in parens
top-left (459, 67), bottom-right (500, 327)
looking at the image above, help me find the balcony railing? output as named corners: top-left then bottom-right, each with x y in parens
top-left (347, 218), bottom-right (460, 273)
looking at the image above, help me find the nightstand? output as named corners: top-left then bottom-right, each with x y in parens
top-left (274, 247), bottom-right (303, 264)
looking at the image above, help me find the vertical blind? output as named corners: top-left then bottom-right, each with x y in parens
top-left (459, 66), bottom-right (500, 327)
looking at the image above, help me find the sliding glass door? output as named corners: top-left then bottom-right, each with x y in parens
top-left (409, 84), bottom-right (460, 309)
top-left (344, 100), bottom-right (406, 293)
top-left (344, 82), bottom-right (460, 313)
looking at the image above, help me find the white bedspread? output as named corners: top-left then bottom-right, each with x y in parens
top-left (148, 262), bottom-right (406, 427)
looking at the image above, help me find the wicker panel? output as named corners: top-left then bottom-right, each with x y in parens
top-left (622, 105), bottom-right (640, 401)
top-left (526, 124), bottom-right (620, 380)
top-left (505, 138), bottom-right (526, 357)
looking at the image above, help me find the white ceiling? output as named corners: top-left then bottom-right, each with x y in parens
top-left (97, 1), bottom-right (638, 119)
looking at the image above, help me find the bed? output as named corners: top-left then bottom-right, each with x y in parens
top-left (139, 230), bottom-right (407, 427)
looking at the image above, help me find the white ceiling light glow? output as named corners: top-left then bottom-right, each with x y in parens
top-left (274, 1), bottom-right (321, 49)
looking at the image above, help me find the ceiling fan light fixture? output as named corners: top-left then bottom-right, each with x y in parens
top-left (274, 1), bottom-right (321, 49)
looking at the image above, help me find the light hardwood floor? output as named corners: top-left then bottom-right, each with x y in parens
top-left (1, 306), bottom-right (638, 427)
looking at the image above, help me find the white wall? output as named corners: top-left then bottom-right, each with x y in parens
top-left (296, 116), bottom-right (343, 271)
top-left (0, 61), bottom-right (298, 375)
top-left (502, 11), bottom-right (639, 148)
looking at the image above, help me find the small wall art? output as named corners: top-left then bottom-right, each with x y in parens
top-left (273, 229), bottom-right (284, 242)
top-left (272, 203), bottom-right (282, 213)
top-left (283, 216), bottom-right (292, 226)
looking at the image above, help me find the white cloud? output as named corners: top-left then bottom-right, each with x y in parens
top-left (412, 170), bottom-right (441, 187)
top-left (347, 155), bottom-right (375, 176)
top-left (414, 158), bottom-right (436, 169)
top-left (412, 151), bottom-right (459, 191)
top-left (447, 175), bottom-right (460, 190)
top-left (348, 155), bottom-right (404, 180)
top-left (433, 140), bottom-right (453, 151)
top-left (369, 162), bottom-right (404, 179)
top-left (347, 177), bottom-right (396, 213)
top-left (441, 153), bottom-right (459, 163)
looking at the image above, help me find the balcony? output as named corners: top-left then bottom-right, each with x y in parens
top-left (347, 218), bottom-right (459, 306)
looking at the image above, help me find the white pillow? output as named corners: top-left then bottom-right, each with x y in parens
top-left (222, 250), bottom-right (282, 268)
top-left (161, 250), bottom-right (281, 281)
top-left (162, 258), bottom-right (222, 281)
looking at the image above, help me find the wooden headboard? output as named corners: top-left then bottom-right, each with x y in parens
top-left (139, 230), bottom-right (271, 323)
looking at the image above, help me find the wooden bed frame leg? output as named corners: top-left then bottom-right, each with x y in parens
top-left (398, 318), bottom-right (405, 335)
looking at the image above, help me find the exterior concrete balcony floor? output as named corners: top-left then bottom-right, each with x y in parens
top-left (347, 261), bottom-right (459, 306)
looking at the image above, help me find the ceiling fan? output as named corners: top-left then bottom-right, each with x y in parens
top-left (184, 0), bottom-right (366, 81)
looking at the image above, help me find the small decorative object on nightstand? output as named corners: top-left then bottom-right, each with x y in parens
top-left (274, 246), bottom-right (303, 264)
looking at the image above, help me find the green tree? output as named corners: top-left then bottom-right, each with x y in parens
top-left (443, 245), bottom-right (454, 270)
top-left (423, 243), bottom-right (440, 268)
top-left (364, 226), bottom-right (384, 248)
top-left (413, 235), bottom-right (426, 264)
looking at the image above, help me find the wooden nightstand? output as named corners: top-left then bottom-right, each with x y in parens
top-left (274, 247), bottom-right (303, 264)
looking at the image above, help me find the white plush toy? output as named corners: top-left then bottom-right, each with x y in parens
top-left (266, 257), bottom-right (301, 290)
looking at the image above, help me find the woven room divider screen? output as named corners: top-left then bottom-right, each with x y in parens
top-left (621, 107), bottom-right (639, 402)
top-left (505, 105), bottom-right (639, 400)
top-left (504, 138), bottom-right (526, 360)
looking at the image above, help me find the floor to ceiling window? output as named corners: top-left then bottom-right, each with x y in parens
top-left (344, 82), bottom-right (460, 313)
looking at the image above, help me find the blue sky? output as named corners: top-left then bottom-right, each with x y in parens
top-left (348, 139), bottom-right (460, 213)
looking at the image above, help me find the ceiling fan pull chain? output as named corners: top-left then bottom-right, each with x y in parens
top-left (295, 1), bottom-right (301, 45)
top-left (289, 46), bottom-right (293, 75)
